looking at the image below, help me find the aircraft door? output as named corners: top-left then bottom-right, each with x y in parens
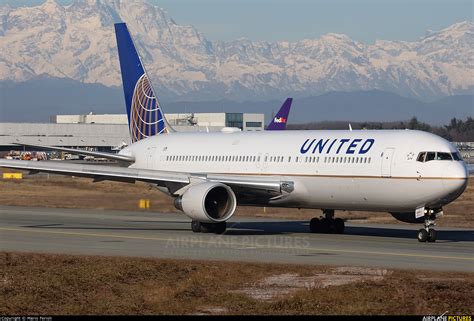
top-left (381, 148), bottom-right (395, 177)
top-left (256, 153), bottom-right (262, 170)
top-left (261, 153), bottom-right (269, 172)
top-left (147, 146), bottom-right (157, 169)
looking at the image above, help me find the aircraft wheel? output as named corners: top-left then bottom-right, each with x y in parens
top-left (320, 218), bottom-right (331, 233)
top-left (191, 221), bottom-right (201, 233)
top-left (214, 222), bottom-right (227, 234)
top-left (334, 218), bottom-right (345, 234)
top-left (417, 229), bottom-right (428, 242)
top-left (200, 223), bottom-right (215, 233)
top-left (428, 229), bottom-right (437, 242)
top-left (309, 218), bottom-right (320, 233)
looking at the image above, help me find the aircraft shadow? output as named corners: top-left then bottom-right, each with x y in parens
top-left (225, 221), bottom-right (474, 242)
top-left (22, 221), bottom-right (474, 241)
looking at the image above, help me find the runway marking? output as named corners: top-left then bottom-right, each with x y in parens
top-left (1, 227), bottom-right (473, 262)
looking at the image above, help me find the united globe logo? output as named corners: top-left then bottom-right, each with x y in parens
top-left (130, 74), bottom-right (166, 142)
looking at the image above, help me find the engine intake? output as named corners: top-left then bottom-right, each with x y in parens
top-left (174, 182), bottom-right (237, 223)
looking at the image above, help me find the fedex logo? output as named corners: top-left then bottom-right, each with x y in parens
top-left (274, 117), bottom-right (287, 124)
top-left (300, 138), bottom-right (375, 155)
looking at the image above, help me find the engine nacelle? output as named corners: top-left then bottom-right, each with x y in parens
top-left (390, 212), bottom-right (425, 224)
top-left (174, 182), bottom-right (237, 223)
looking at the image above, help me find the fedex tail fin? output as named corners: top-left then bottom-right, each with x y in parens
top-left (114, 22), bottom-right (173, 143)
top-left (267, 98), bottom-right (292, 130)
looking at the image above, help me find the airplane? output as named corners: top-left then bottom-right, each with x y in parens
top-left (267, 98), bottom-right (292, 130)
top-left (0, 22), bottom-right (469, 242)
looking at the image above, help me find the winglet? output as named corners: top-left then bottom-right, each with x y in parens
top-left (114, 22), bottom-right (174, 143)
top-left (267, 98), bottom-right (292, 130)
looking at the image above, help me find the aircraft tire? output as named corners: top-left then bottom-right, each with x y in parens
top-left (334, 218), bottom-right (345, 234)
top-left (200, 223), bottom-right (215, 233)
top-left (214, 222), bottom-right (227, 234)
top-left (428, 229), bottom-right (437, 242)
top-left (320, 218), bottom-right (331, 233)
top-left (309, 218), bottom-right (320, 233)
top-left (191, 221), bottom-right (201, 233)
top-left (417, 229), bottom-right (428, 242)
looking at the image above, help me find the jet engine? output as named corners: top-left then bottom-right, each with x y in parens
top-left (390, 212), bottom-right (425, 224)
top-left (174, 182), bottom-right (237, 223)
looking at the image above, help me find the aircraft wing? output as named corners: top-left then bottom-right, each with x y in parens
top-left (0, 159), bottom-right (188, 186)
top-left (0, 159), bottom-right (289, 199)
top-left (13, 143), bottom-right (134, 164)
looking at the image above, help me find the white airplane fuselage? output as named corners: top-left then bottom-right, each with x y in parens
top-left (121, 129), bottom-right (468, 213)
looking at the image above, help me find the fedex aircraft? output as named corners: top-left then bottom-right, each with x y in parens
top-left (0, 23), bottom-right (469, 242)
top-left (267, 98), bottom-right (292, 130)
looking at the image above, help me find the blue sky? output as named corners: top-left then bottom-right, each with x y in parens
top-left (1, 0), bottom-right (472, 43)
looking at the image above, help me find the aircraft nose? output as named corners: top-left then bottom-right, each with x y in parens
top-left (442, 162), bottom-right (468, 195)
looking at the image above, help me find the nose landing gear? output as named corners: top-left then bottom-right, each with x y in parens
top-left (417, 208), bottom-right (443, 242)
top-left (309, 209), bottom-right (345, 234)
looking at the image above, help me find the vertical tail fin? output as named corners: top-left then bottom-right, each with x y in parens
top-left (267, 98), bottom-right (292, 130)
top-left (114, 22), bottom-right (172, 143)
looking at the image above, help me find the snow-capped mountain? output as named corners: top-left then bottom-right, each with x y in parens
top-left (0, 0), bottom-right (473, 101)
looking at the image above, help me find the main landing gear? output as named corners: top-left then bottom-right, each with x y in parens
top-left (417, 208), bottom-right (442, 242)
top-left (191, 220), bottom-right (227, 234)
top-left (309, 209), bottom-right (345, 234)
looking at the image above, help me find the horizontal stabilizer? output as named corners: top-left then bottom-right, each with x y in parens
top-left (13, 143), bottom-right (135, 163)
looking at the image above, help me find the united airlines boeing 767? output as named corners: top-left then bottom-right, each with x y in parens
top-left (0, 23), bottom-right (469, 242)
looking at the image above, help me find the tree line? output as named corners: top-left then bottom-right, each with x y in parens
top-left (286, 117), bottom-right (474, 142)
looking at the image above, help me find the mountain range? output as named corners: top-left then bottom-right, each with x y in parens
top-left (1, 77), bottom-right (472, 125)
top-left (0, 0), bottom-right (473, 103)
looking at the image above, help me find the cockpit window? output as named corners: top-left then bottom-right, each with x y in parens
top-left (452, 152), bottom-right (463, 161)
top-left (436, 152), bottom-right (452, 160)
top-left (425, 152), bottom-right (436, 162)
top-left (417, 151), bottom-right (459, 162)
top-left (416, 152), bottom-right (426, 162)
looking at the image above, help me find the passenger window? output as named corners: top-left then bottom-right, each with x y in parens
top-left (425, 152), bottom-right (436, 162)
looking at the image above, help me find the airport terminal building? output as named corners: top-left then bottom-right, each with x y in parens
top-left (0, 112), bottom-right (265, 153)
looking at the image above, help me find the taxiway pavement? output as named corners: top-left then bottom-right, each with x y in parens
top-left (0, 206), bottom-right (473, 272)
